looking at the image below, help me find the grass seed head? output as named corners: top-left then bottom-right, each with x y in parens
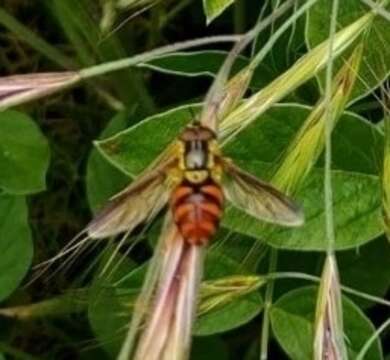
top-left (272, 44), bottom-right (364, 194)
top-left (0, 71), bottom-right (80, 111)
top-left (198, 275), bottom-right (265, 316)
top-left (314, 254), bottom-right (348, 360)
top-left (219, 14), bottom-right (372, 141)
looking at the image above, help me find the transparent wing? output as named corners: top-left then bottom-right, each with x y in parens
top-left (87, 159), bottom-right (176, 239)
top-left (222, 160), bottom-right (304, 227)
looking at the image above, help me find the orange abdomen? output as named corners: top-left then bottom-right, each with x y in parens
top-left (171, 180), bottom-right (223, 246)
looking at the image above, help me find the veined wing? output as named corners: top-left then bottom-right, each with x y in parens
top-left (87, 158), bottom-right (177, 239)
top-left (221, 160), bottom-right (304, 227)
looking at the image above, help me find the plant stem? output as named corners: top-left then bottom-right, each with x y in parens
top-left (260, 248), bottom-right (278, 360)
top-left (79, 35), bottom-right (242, 79)
top-left (360, 0), bottom-right (390, 20)
top-left (356, 317), bottom-right (390, 360)
top-left (323, 0), bottom-right (339, 255)
top-left (267, 272), bottom-right (390, 307)
top-left (250, 0), bottom-right (319, 71)
top-left (81, 0), bottom-right (296, 81)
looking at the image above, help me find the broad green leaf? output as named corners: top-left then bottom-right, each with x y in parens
top-left (96, 104), bottom-right (382, 177)
top-left (86, 111), bottom-right (130, 213)
top-left (224, 169), bottom-right (382, 251)
top-left (218, 104), bottom-right (384, 251)
top-left (96, 104), bottom-right (383, 250)
top-left (95, 104), bottom-right (200, 176)
top-left (203, 0), bottom-right (235, 24)
top-left (139, 51), bottom-right (272, 90)
top-left (88, 285), bottom-right (131, 357)
top-left (306, 0), bottom-right (390, 102)
top-left (223, 104), bottom-right (383, 176)
top-left (0, 110), bottom-right (50, 195)
top-left (270, 286), bottom-right (383, 360)
top-left (0, 195), bottom-right (33, 301)
top-left (140, 51), bottom-right (247, 78)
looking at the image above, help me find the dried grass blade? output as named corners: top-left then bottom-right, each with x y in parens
top-left (0, 72), bottom-right (80, 111)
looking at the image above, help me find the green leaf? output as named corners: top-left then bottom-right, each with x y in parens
top-left (0, 195), bottom-right (33, 301)
top-left (140, 51), bottom-right (247, 78)
top-left (88, 285), bottom-right (130, 357)
top-left (95, 104), bottom-right (199, 176)
top-left (86, 112), bottom-right (131, 213)
top-left (306, 0), bottom-right (390, 102)
top-left (0, 110), bottom-right (50, 195)
top-left (96, 104), bottom-right (383, 250)
top-left (223, 105), bottom-right (383, 176)
top-left (270, 286), bottom-right (383, 360)
top-left (139, 51), bottom-right (272, 90)
top-left (96, 103), bottom-right (382, 178)
top-left (203, 0), bottom-right (235, 24)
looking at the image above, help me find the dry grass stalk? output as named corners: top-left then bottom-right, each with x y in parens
top-left (314, 254), bottom-right (348, 360)
top-left (0, 71), bottom-right (80, 111)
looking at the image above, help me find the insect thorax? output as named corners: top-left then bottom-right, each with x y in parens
top-left (178, 125), bottom-right (221, 184)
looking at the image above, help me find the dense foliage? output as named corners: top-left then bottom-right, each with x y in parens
top-left (0, 0), bottom-right (389, 359)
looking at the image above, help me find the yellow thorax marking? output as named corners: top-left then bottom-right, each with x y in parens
top-left (184, 170), bottom-right (209, 183)
top-left (176, 137), bottom-right (222, 184)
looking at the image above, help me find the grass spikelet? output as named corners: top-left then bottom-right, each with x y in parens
top-left (0, 71), bottom-right (80, 111)
top-left (217, 67), bottom-right (254, 120)
top-left (383, 113), bottom-right (390, 242)
top-left (198, 275), bottom-right (265, 316)
top-left (272, 44), bottom-right (364, 193)
top-left (117, 215), bottom-right (204, 360)
top-left (219, 13), bottom-right (373, 140)
top-left (313, 254), bottom-right (348, 360)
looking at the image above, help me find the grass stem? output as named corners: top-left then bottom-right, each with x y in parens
top-left (259, 249), bottom-right (278, 360)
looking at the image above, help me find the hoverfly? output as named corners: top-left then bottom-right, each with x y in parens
top-left (86, 118), bottom-right (303, 360)
top-left (32, 86), bottom-right (304, 360)
top-left (35, 31), bottom-right (304, 360)
top-left (87, 121), bottom-right (303, 244)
